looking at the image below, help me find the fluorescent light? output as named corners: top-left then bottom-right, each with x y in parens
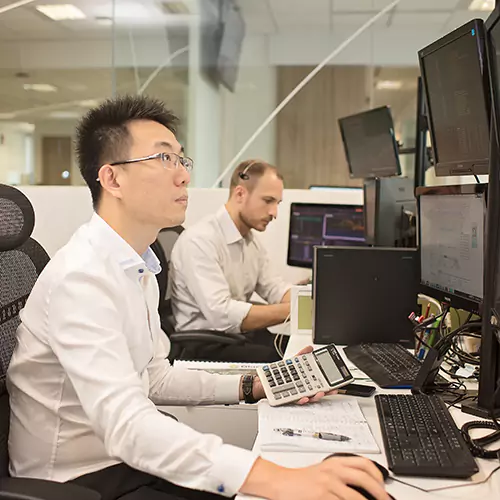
top-left (36, 4), bottom-right (86, 21)
top-left (79, 99), bottom-right (100, 107)
top-left (376, 80), bottom-right (403, 90)
top-left (95, 17), bottom-right (112, 26)
top-left (49, 111), bottom-right (81, 119)
top-left (469, 0), bottom-right (494, 11)
top-left (23, 83), bottom-right (58, 92)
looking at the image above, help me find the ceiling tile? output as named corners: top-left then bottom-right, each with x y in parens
top-left (331, 13), bottom-right (390, 27)
top-left (391, 12), bottom-right (451, 26)
top-left (333, 0), bottom-right (461, 12)
top-left (270, 0), bottom-right (330, 15)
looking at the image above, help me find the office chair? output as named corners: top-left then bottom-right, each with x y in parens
top-left (151, 226), bottom-right (247, 361)
top-left (0, 184), bottom-right (100, 500)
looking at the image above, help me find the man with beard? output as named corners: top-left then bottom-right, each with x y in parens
top-left (171, 160), bottom-right (291, 362)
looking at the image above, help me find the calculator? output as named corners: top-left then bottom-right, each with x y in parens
top-left (257, 344), bottom-right (354, 406)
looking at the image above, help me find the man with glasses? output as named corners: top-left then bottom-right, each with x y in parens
top-left (7, 96), bottom-right (389, 500)
top-left (171, 160), bottom-right (292, 362)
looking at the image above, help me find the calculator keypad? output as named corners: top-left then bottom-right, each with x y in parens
top-left (262, 355), bottom-right (326, 401)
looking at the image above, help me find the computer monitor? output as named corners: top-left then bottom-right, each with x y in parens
top-left (287, 203), bottom-right (365, 268)
top-left (418, 19), bottom-right (491, 177)
top-left (338, 106), bottom-right (402, 179)
top-left (416, 184), bottom-right (486, 314)
top-left (364, 177), bottom-right (416, 248)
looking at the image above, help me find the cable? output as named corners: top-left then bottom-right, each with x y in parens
top-left (391, 465), bottom-right (500, 493)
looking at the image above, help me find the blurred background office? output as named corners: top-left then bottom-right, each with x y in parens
top-left (0, 0), bottom-right (494, 190)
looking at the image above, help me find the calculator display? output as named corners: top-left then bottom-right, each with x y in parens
top-left (315, 350), bottom-right (343, 385)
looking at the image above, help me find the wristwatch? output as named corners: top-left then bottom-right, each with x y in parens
top-left (242, 374), bottom-right (258, 404)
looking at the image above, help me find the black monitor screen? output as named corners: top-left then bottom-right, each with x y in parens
top-left (419, 20), bottom-right (490, 176)
top-left (217, 0), bottom-right (245, 92)
top-left (418, 185), bottom-right (486, 311)
top-left (338, 106), bottom-right (401, 179)
top-left (287, 203), bottom-right (365, 268)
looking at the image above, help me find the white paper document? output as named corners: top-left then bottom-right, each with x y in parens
top-left (258, 399), bottom-right (380, 453)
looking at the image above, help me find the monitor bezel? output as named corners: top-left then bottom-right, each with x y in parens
top-left (418, 19), bottom-right (490, 177)
top-left (338, 105), bottom-right (402, 180)
top-left (287, 202), bottom-right (365, 269)
top-left (416, 183), bottom-right (488, 313)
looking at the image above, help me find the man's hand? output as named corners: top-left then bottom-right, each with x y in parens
top-left (294, 345), bottom-right (337, 405)
top-left (240, 456), bottom-right (390, 500)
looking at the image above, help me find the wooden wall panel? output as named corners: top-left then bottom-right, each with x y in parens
top-left (276, 66), bottom-right (369, 188)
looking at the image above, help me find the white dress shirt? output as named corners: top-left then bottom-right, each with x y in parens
top-left (7, 213), bottom-right (257, 497)
top-left (171, 206), bottom-right (291, 333)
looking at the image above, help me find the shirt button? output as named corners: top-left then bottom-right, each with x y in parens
top-left (138, 269), bottom-right (144, 274)
top-left (217, 484), bottom-right (225, 493)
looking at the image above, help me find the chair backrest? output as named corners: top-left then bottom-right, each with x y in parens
top-left (0, 184), bottom-right (50, 477)
top-left (150, 226), bottom-right (184, 339)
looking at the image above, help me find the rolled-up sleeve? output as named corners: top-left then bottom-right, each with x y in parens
top-left (48, 272), bottom-right (257, 497)
top-left (254, 242), bottom-right (292, 305)
top-left (172, 237), bottom-right (252, 333)
top-left (148, 328), bottom-right (242, 406)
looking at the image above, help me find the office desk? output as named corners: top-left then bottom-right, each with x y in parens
top-left (236, 334), bottom-right (500, 500)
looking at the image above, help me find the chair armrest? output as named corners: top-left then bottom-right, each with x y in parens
top-left (169, 331), bottom-right (246, 345)
top-left (0, 478), bottom-right (101, 500)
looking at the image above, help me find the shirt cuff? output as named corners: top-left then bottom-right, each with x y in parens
top-left (208, 444), bottom-right (259, 497)
top-left (214, 374), bottom-right (241, 404)
top-left (227, 300), bottom-right (252, 334)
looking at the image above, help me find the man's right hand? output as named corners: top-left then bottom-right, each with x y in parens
top-left (240, 456), bottom-right (390, 500)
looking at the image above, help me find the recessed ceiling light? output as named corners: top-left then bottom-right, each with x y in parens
top-left (469, 0), bottom-right (494, 11)
top-left (95, 16), bottom-right (113, 26)
top-left (376, 80), bottom-right (403, 90)
top-left (23, 83), bottom-right (58, 92)
top-left (36, 4), bottom-right (86, 21)
top-left (49, 111), bottom-right (81, 119)
top-left (79, 99), bottom-right (100, 107)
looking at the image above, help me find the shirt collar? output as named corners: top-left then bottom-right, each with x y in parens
top-left (216, 206), bottom-right (253, 245)
top-left (87, 213), bottom-right (161, 275)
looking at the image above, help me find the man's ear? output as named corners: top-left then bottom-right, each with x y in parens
top-left (98, 164), bottom-right (123, 200)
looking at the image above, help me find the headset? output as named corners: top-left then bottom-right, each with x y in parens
top-left (238, 160), bottom-right (259, 181)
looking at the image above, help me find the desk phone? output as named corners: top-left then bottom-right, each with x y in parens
top-left (257, 344), bottom-right (354, 406)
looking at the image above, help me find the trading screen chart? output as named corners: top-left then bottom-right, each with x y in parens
top-left (287, 203), bottom-right (365, 268)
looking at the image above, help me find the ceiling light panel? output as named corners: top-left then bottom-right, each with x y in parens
top-left (36, 4), bottom-right (86, 21)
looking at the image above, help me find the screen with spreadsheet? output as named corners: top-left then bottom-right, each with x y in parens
top-left (418, 185), bottom-right (486, 310)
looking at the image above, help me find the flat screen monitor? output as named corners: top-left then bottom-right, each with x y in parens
top-left (287, 203), bottom-right (365, 268)
top-left (338, 106), bottom-right (401, 179)
top-left (417, 184), bottom-right (486, 313)
top-left (216, 0), bottom-right (245, 92)
top-left (418, 19), bottom-right (490, 177)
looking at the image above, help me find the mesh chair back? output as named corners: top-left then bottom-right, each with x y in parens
top-left (0, 185), bottom-right (49, 477)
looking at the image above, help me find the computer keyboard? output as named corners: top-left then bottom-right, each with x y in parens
top-left (376, 394), bottom-right (478, 478)
top-left (344, 342), bottom-right (448, 388)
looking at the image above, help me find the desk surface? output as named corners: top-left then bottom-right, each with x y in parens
top-left (236, 334), bottom-right (500, 500)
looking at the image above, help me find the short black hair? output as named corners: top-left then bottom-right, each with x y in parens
top-left (76, 95), bottom-right (179, 208)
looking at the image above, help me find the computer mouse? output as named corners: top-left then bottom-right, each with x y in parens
top-left (324, 452), bottom-right (395, 500)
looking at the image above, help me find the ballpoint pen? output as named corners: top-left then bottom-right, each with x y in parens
top-left (275, 428), bottom-right (351, 441)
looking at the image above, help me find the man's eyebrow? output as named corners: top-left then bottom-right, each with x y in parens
top-left (154, 141), bottom-right (184, 154)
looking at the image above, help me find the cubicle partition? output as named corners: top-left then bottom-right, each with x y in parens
top-left (18, 186), bottom-right (363, 284)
